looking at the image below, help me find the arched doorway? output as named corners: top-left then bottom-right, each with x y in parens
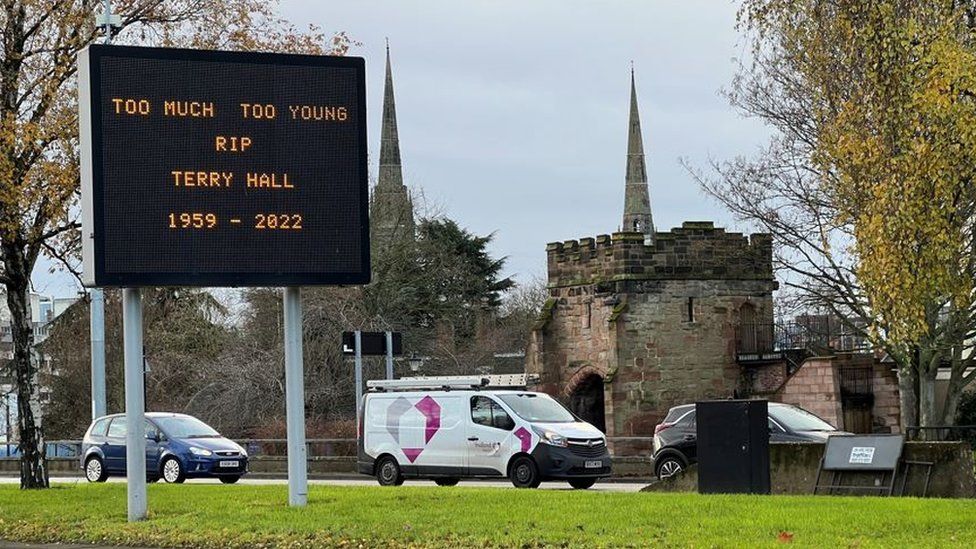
top-left (569, 374), bottom-right (606, 433)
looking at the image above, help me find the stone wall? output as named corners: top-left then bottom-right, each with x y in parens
top-left (608, 278), bottom-right (775, 436)
top-left (642, 441), bottom-right (975, 498)
top-left (546, 222), bottom-right (773, 289)
top-left (772, 354), bottom-right (901, 433)
top-left (777, 357), bottom-right (844, 428)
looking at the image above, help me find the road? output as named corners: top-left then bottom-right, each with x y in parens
top-left (0, 475), bottom-right (648, 492)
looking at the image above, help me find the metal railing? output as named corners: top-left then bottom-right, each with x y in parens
top-left (0, 440), bottom-right (82, 458)
top-left (0, 437), bottom-right (657, 459)
top-left (735, 321), bottom-right (872, 356)
top-left (905, 426), bottom-right (976, 448)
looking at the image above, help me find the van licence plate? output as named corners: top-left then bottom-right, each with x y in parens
top-left (584, 460), bottom-right (602, 469)
top-left (219, 460), bottom-right (239, 468)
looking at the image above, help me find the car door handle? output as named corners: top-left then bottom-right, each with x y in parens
top-left (467, 436), bottom-right (479, 441)
top-left (683, 435), bottom-right (695, 441)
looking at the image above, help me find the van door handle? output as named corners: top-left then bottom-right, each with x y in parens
top-left (467, 436), bottom-right (479, 441)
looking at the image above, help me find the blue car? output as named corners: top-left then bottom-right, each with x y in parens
top-left (81, 412), bottom-right (248, 484)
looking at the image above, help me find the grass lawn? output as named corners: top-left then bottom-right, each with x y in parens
top-left (0, 483), bottom-right (975, 548)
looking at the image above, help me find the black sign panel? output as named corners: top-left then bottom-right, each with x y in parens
top-left (79, 45), bottom-right (369, 287)
top-left (822, 434), bottom-right (904, 471)
top-left (342, 332), bottom-right (402, 356)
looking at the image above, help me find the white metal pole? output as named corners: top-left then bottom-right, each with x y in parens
top-left (90, 288), bottom-right (106, 419)
top-left (354, 331), bottom-right (363, 426)
top-left (283, 287), bottom-right (307, 507)
top-left (122, 288), bottom-right (146, 522)
top-left (385, 331), bottom-right (394, 380)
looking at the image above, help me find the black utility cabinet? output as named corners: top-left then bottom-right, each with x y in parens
top-left (696, 399), bottom-right (771, 494)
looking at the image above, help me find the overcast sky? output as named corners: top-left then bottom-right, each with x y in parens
top-left (35, 0), bottom-right (771, 297)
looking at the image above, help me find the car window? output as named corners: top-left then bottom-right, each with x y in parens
top-left (106, 417), bottom-right (126, 438)
top-left (677, 411), bottom-right (696, 428)
top-left (90, 418), bottom-right (110, 437)
top-left (471, 396), bottom-right (493, 427)
top-left (769, 405), bottom-right (836, 432)
top-left (146, 421), bottom-right (161, 441)
top-left (471, 396), bottom-right (515, 430)
top-left (492, 403), bottom-right (515, 431)
top-left (665, 406), bottom-right (694, 423)
top-left (768, 417), bottom-right (785, 432)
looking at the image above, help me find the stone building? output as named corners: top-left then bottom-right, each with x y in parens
top-left (369, 44), bottom-right (415, 251)
top-left (526, 71), bottom-right (778, 436)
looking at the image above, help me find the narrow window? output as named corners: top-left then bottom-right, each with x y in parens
top-left (686, 297), bottom-right (695, 322)
top-left (582, 302), bottom-right (592, 329)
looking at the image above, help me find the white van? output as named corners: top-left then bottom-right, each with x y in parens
top-left (357, 375), bottom-right (611, 488)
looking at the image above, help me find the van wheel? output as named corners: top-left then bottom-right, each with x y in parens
top-left (434, 478), bottom-right (460, 486)
top-left (568, 478), bottom-right (596, 489)
top-left (376, 456), bottom-right (404, 486)
top-left (509, 456), bottom-right (541, 488)
top-left (84, 456), bottom-right (108, 483)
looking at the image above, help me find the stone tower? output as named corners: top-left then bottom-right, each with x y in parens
top-left (370, 44), bottom-right (415, 250)
top-left (525, 73), bottom-right (777, 443)
top-left (622, 69), bottom-right (654, 241)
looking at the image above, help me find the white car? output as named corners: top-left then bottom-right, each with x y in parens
top-left (358, 376), bottom-right (611, 489)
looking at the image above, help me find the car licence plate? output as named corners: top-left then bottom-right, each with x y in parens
top-left (584, 460), bottom-right (602, 469)
top-left (219, 460), bottom-right (239, 468)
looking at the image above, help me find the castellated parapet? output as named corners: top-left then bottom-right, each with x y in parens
top-left (545, 221), bottom-right (774, 288)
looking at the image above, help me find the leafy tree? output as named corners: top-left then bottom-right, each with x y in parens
top-left (41, 289), bottom-right (233, 439)
top-left (0, 0), bottom-right (349, 488)
top-left (691, 0), bottom-right (976, 431)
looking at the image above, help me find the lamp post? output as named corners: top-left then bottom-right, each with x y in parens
top-left (408, 353), bottom-right (424, 373)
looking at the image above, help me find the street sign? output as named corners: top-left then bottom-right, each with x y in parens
top-left (79, 44), bottom-right (369, 287)
top-left (342, 331), bottom-right (402, 356)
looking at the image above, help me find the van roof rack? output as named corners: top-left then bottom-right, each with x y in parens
top-left (366, 373), bottom-right (540, 392)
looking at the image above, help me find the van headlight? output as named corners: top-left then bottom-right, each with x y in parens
top-left (531, 426), bottom-right (567, 447)
top-left (189, 446), bottom-right (212, 457)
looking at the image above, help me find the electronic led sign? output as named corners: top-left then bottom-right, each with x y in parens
top-left (79, 45), bottom-right (369, 287)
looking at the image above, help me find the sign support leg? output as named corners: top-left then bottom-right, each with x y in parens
top-left (90, 288), bottom-right (106, 420)
top-left (385, 331), bottom-right (394, 380)
top-left (122, 287), bottom-right (146, 522)
top-left (283, 287), bottom-right (307, 507)
top-left (354, 331), bottom-right (363, 426)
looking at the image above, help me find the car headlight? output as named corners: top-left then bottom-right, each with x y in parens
top-left (188, 446), bottom-right (212, 457)
top-left (531, 426), bottom-right (567, 447)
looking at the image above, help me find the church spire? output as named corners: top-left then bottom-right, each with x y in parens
top-left (371, 41), bottom-right (415, 249)
top-left (622, 67), bottom-right (654, 241)
top-left (378, 40), bottom-right (403, 188)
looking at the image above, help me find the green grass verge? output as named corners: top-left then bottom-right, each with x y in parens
top-left (0, 483), bottom-right (975, 548)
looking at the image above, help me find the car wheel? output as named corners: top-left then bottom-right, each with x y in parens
top-left (161, 457), bottom-right (186, 484)
top-left (434, 478), bottom-right (460, 487)
top-left (219, 476), bottom-right (241, 484)
top-left (84, 456), bottom-right (108, 483)
top-left (376, 456), bottom-right (403, 486)
top-left (509, 456), bottom-right (541, 489)
top-left (655, 455), bottom-right (685, 480)
top-left (568, 478), bottom-right (597, 490)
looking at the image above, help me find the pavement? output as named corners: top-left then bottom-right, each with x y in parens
top-left (0, 475), bottom-right (647, 492)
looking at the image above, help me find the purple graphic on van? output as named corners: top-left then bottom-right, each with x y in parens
top-left (386, 395), bottom-right (443, 463)
top-left (514, 427), bottom-right (532, 452)
top-left (415, 396), bottom-right (441, 443)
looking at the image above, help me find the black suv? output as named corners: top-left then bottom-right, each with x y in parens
top-left (651, 402), bottom-right (844, 479)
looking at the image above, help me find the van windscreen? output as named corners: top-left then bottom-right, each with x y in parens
top-left (498, 394), bottom-right (576, 423)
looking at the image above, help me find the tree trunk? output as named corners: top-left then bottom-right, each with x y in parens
top-left (918, 366), bottom-right (939, 440)
top-left (3, 242), bottom-right (48, 489)
top-left (897, 360), bottom-right (918, 435)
